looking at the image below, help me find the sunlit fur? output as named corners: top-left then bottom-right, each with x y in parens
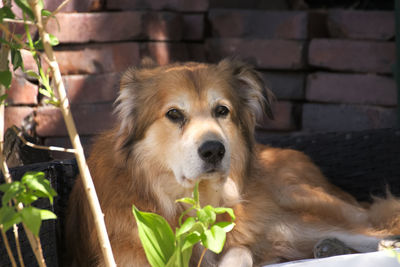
top-left (65, 59), bottom-right (400, 267)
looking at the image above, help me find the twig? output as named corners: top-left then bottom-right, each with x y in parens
top-left (12, 126), bottom-right (76, 153)
top-left (22, 223), bottom-right (46, 267)
top-left (43, 0), bottom-right (71, 26)
top-left (197, 247), bottom-right (207, 267)
top-left (0, 227), bottom-right (17, 267)
top-left (28, 1), bottom-right (117, 266)
top-left (3, 18), bottom-right (35, 25)
top-left (13, 224), bottom-right (25, 267)
top-left (0, 6), bottom-right (21, 266)
top-left (0, 23), bottom-right (30, 50)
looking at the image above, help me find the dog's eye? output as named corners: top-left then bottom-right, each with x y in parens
top-left (215, 105), bottom-right (230, 118)
top-left (166, 109), bottom-right (185, 123)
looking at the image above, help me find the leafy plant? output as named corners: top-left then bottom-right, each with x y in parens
top-left (132, 182), bottom-right (235, 267)
top-left (0, 171), bottom-right (57, 237)
top-left (0, 0), bottom-right (117, 266)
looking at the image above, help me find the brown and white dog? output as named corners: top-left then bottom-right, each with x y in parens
top-left (65, 59), bottom-right (400, 267)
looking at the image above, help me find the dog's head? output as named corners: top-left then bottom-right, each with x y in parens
top-left (115, 59), bottom-right (274, 188)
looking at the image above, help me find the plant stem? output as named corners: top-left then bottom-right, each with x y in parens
top-left (28, 1), bottom-right (117, 266)
top-left (197, 247), bottom-right (207, 267)
top-left (0, 227), bottom-right (17, 267)
top-left (13, 224), bottom-right (25, 267)
top-left (22, 223), bottom-right (46, 267)
top-left (0, 2), bottom-right (21, 266)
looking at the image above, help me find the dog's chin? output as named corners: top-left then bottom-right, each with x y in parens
top-left (177, 171), bottom-right (228, 188)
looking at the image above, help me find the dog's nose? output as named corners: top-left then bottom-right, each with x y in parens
top-left (198, 141), bottom-right (225, 164)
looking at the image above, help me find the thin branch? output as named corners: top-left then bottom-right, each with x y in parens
top-left (0, 23), bottom-right (30, 50)
top-left (197, 247), bottom-right (207, 267)
top-left (12, 126), bottom-right (76, 153)
top-left (28, 1), bottom-right (117, 267)
top-left (0, 10), bottom-right (21, 267)
top-left (13, 224), bottom-right (25, 267)
top-left (3, 18), bottom-right (35, 25)
top-left (0, 227), bottom-right (17, 267)
top-left (22, 223), bottom-right (46, 267)
top-left (43, 0), bottom-right (71, 26)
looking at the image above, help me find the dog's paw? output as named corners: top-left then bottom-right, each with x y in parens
top-left (314, 238), bottom-right (354, 258)
top-left (378, 236), bottom-right (400, 251)
top-left (218, 247), bottom-right (253, 267)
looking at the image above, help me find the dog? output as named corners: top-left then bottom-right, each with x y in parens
top-left (65, 59), bottom-right (400, 266)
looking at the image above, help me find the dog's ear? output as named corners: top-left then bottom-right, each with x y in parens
top-left (115, 66), bottom-right (159, 156)
top-left (218, 59), bottom-right (275, 121)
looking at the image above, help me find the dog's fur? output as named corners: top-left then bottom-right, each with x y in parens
top-left (66, 59), bottom-right (400, 267)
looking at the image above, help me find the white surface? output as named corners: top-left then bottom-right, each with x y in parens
top-left (264, 250), bottom-right (400, 267)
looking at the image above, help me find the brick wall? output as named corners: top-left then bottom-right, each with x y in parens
top-left (4, 0), bottom-right (398, 159)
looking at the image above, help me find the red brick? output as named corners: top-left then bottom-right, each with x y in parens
top-left (306, 72), bottom-right (397, 106)
top-left (5, 106), bottom-right (34, 130)
top-left (44, 0), bottom-right (104, 12)
top-left (183, 15), bottom-right (204, 41)
top-left (257, 101), bottom-right (298, 131)
top-left (209, 0), bottom-right (288, 9)
top-left (144, 12), bottom-right (182, 41)
top-left (35, 104), bottom-right (115, 137)
top-left (327, 10), bottom-right (395, 40)
top-left (54, 43), bottom-right (140, 74)
top-left (106, 0), bottom-right (209, 12)
top-left (20, 50), bottom-right (37, 72)
top-left (187, 44), bottom-right (207, 62)
top-left (261, 72), bottom-right (304, 100)
top-left (62, 73), bottom-right (120, 104)
top-left (140, 42), bottom-right (206, 65)
top-left (7, 75), bottom-right (38, 105)
top-left (302, 104), bottom-right (397, 132)
top-left (209, 10), bottom-right (308, 39)
top-left (308, 39), bottom-right (395, 74)
top-left (47, 12), bottom-right (182, 43)
top-left (207, 39), bottom-right (305, 69)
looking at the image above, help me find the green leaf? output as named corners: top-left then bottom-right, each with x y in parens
top-left (25, 70), bottom-right (40, 79)
top-left (132, 205), bottom-right (175, 267)
top-left (11, 49), bottom-right (24, 71)
top-left (39, 209), bottom-right (57, 220)
top-left (0, 206), bottom-right (22, 232)
top-left (33, 39), bottom-right (43, 50)
top-left (175, 197), bottom-right (195, 206)
top-left (197, 205), bottom-right (216, 225)
top-left (41, 9), bottom-right (51, 17)
top-left (21, 172), bottom-right (57, 204)
top-left (49, 34), bottom-right (59, 46)
top-left (14, 0), bottom-right (34, 20)
top-left (0, 6), bottom-right (15, 22)
top-left (17, 193), bottom-right (38, 206)
top-left (0, 183), bottom-right (12, 192)
top-left (0, 70), bottom-right (12, 88)
top-left (1, 182), bottom-right (23, 206)
top-left (214, 221), bottom-right (235, 233)
top-left (34, 34), bottom-right (59, 50)
top-left (0, 93), bottom-right (8, 105)
top-left (214, 207), bottom-right (236, 221)
top-left (181, 232), bottom-right (201, 252)
top-left (176, 217), bottom-right (195, 238)
top-left (20, 206), bottom-right (42, 237)
top-left (201, 225), bottom-right (226, 254)
top-left (39, 88), bottom-right (52, 98)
